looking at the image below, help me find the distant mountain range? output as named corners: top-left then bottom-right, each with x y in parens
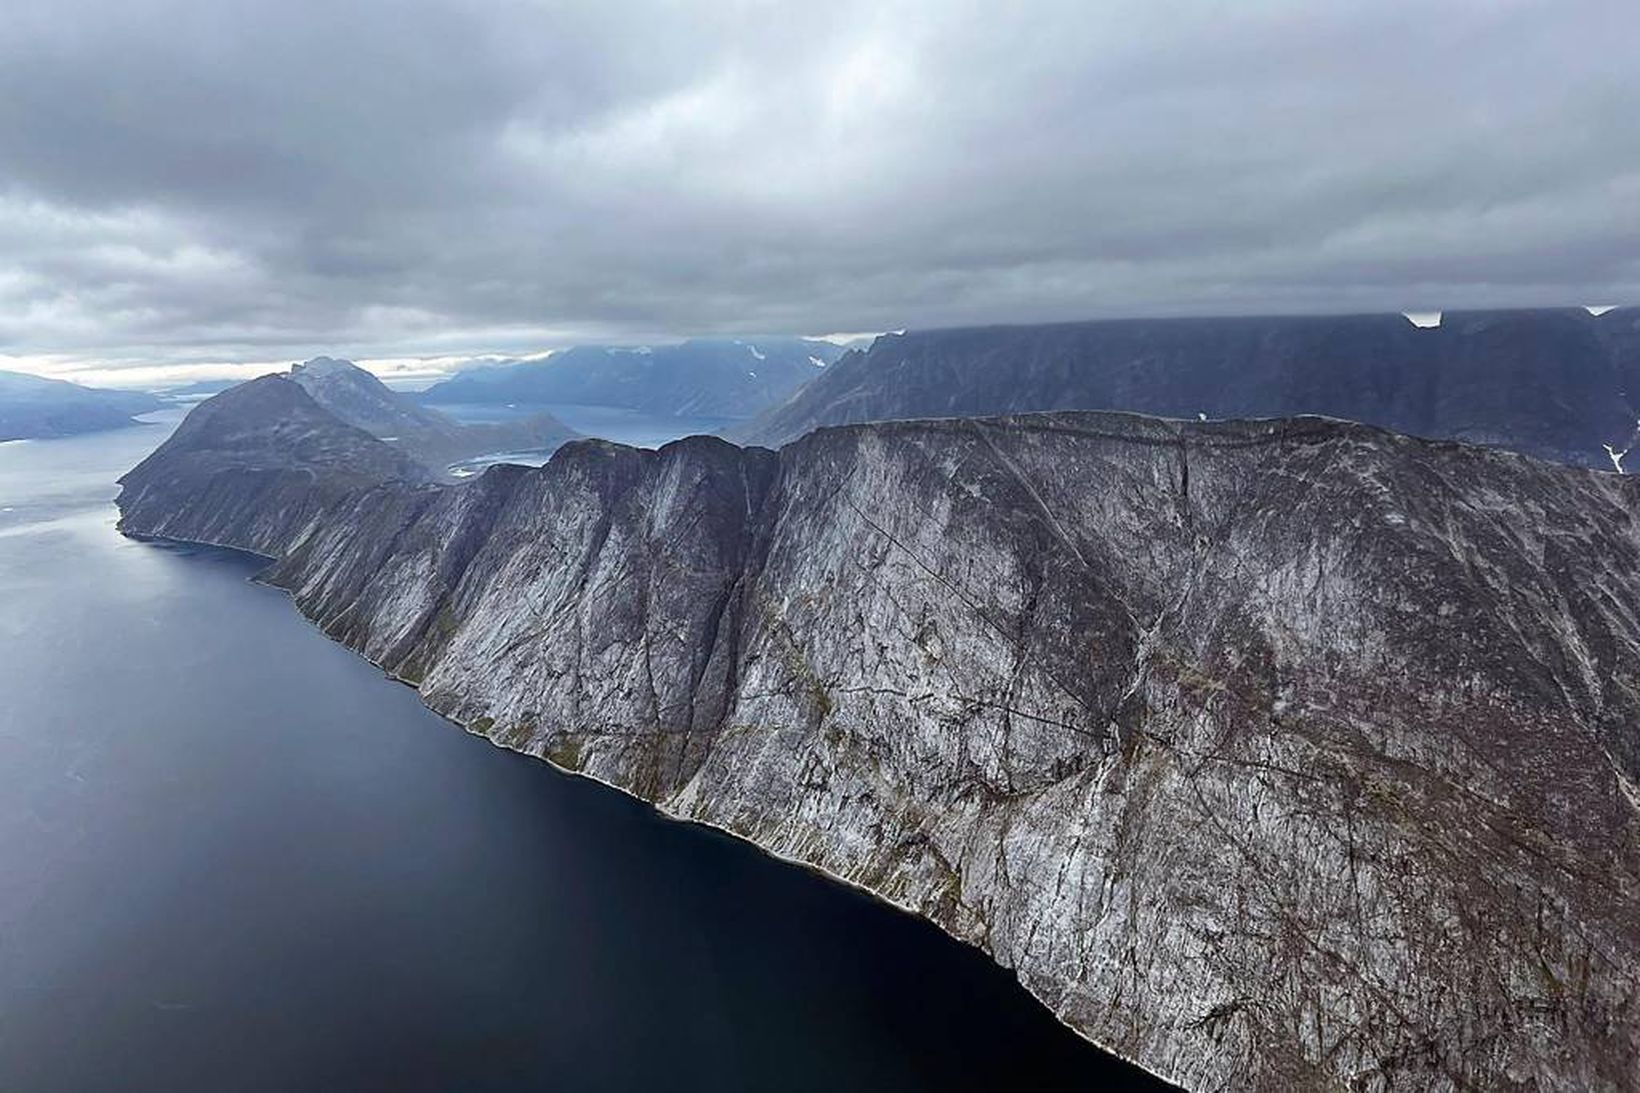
top-left (287, 358), bottom-right (578, 474)
top-left (0, 370), bottom-right (168, 441)
top-left (420, 338), bottom-right (848, 419)
top-left (160, 378), bottom-right (242, 399)
top-left (735, 308), bottom-right (1640, 469)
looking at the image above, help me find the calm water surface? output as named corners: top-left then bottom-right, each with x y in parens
top-left (0, 416), bottom-right (1166, 1091)
top-left (430, 401), bottom-right (736, 446)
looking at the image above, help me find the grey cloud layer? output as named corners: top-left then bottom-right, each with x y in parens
top-left (1, 0), bottom-right (1635, 374)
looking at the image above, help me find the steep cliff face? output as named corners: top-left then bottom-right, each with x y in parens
top-left (116, 375), bottom-right (430, 554)
top-left (117, 390), bottom-right (1640, 1091)
top-left (735, 308), bottom-right (1640, 468)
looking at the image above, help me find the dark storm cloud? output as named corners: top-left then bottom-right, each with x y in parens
top-left (1, 0), bottom-right (1635, 377)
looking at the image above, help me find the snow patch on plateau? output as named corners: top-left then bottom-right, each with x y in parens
top-left (1603, 426), bottom-right (1638, 474)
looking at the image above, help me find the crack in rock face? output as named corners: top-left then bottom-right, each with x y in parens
top-left (117, 387), bottom-right (1640, 1092)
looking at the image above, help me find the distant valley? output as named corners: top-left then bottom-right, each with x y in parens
top-left (421, 338), bottom-right (847, 420)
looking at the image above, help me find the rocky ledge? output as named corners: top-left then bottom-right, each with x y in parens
top-left (118, 380), bottom-right (1640, 1091)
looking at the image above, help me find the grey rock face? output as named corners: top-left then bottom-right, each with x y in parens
top-left (118, 392), bottom-right (1640, 1091)
top-left (736, 308), bottom-right (1640, 469)
top-left (116, 375), bottom-right (430, 553)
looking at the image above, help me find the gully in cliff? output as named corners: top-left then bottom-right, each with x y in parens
top-left (118, 374), bottom-right (1640, 1092)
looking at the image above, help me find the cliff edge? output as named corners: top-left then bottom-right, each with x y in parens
top-left (118, 387), bottom-right (1640, 1091)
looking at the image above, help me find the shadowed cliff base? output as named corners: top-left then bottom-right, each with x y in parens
top-left (118, 384), bottom-right (1640, 1091)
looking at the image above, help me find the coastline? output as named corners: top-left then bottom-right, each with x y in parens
top-left (119, 517), bottom-right (1183, 1090)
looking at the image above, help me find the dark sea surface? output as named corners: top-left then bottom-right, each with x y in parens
top-left (0, 414), bottom-right (1168, 1091)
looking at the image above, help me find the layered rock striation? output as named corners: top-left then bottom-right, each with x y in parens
top-left (118, 386), bottom-right (1640, 1091)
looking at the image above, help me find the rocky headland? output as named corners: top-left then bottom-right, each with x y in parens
top-left (118, 374), bottom-right (1640, 1090)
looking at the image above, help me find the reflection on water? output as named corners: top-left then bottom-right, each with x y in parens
top-left (0, 415), bottom-right (1167, 1092)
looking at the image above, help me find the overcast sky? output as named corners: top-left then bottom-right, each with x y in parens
top-left (2, 0), bottom-right (1635, 384)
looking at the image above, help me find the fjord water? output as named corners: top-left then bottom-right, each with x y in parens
top-left (434, 402), bottom-right (738, 476)
top-left (0, 417), bottom-right (1166, 1091)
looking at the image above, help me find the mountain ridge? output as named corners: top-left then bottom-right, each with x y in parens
top-left (421, 338), bottom-right (846, 419)
top-left (286, 356), bottom-right (578, 476)
top-left (0, 369), bottom-right (167, 441)
top-left (116, 382), bottom-right (1640, 1091)
top-left (735, 307), bottom-right (1640, 468)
